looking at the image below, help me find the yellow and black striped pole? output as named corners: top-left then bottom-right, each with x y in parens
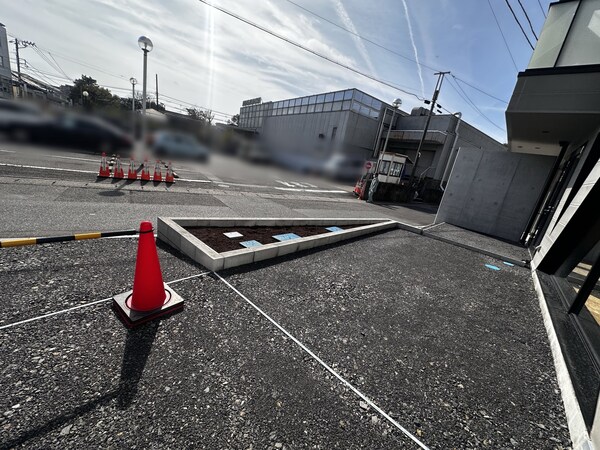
top-left (0, 230), bottom-right (138, 248)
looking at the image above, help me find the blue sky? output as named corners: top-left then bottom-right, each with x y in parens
top-left (2, 0), bottom-right (550, 141)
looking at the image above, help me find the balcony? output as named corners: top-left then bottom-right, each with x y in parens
top-left (506, 0), bottom-right (600, 156)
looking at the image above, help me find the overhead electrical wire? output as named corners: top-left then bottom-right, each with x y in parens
top-left (537, 0), bottom-right (547, 18)
top-left (503, 0), bottom-right (535, 50)
top-left (448, 76), bottom-right (506, 131)
top-left (196, 0), bottom-right (426, 102)
top-left (486, 0), bottom-right (519, 71)
top-left (516, 0), bottom-right (539, 40)
top-left (453, 77), bottom-right (508, 104)
top-left (284, 0), bottom-right (441, 73)
top-left (285, 0), bottom-right (509, 107)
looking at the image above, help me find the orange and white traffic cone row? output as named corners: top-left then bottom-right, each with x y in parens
top-left (97, 154), bottom-right (175, 183)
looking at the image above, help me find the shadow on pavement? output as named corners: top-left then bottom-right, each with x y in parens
top-left (117, 321), bottom-right (160, 409)
top-left (1, 322), bottom-right (160, 448)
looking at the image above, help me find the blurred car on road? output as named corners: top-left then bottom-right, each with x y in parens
top-left (150, 131), bottom-right (210, 162)
top-left (31, 114), bottom-right (133, 153)
top-left (323, 153), bottom-right (366, 181)
top-left (0, 99), bottom-right (51, 141)
top-left (1, 101), bottom-right (132, 153)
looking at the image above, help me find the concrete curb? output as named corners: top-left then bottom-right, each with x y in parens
top-left (157, 217), bottom-right (397, 271)
top-left (531, 270), bottom-right (594, 450)
top-left (421, 230), bottom-right (530, 268)
top-left (0, 230), bottom-right (138, 248)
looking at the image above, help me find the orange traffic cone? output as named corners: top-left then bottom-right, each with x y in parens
top-left (112, 221), bottom-right (184, 328)
top-left (140, 158), bottom-right (150, 181)
top-left (165, 161), bottom-right (174, 183)
top-left (113, 155), bottom-right (124, 179)
top-left (98, 152), bottom-right (111, 177)
top-left (153, 160), bottom-right (163, 182)
top-left (127, 157), bottom-right (137, 180)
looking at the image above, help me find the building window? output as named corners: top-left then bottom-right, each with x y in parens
top-left (344, 89), bottom-right (353, 100)
top-left (557, 0), bottom-right (600, 66)
top-left (308, 95), bottom-right (317, 104)
top-left (315, 103), bottom-right (323, 112)
top-left (379, 161), bottom-right (390, 175)
top-left (323, 102), bottom-right (333, 112)
top-left (325, 92), bottom-right (334, 102)
top-left (317, 94), bottom-right (325, 103)
top-left (293, 106), bottom-right (300, 114)
top-left (301, 97), bottom-right (309, 105)
top-left (332, 101), bottom-right (342, 111)
top-left (389, 162), bottom-right (404, 177)
top-left (307, 104), bottom-right (315, 113)
top-left (342, 100), bottom-right (351, 110)
top-left (528, 1), bottom-right (578, 68)
top-left (334, 91), bottom-right (344, 101)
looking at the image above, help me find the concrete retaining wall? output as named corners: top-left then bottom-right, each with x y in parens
top-left (436, 148), bottom-right (555, 242)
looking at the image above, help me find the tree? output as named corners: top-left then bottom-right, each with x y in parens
top-left (68, 75), bottom-right (120, 109)
top-left (228, 114), bottom-right (239, 126)
top-left (186, 107), bottom-right (214, 124)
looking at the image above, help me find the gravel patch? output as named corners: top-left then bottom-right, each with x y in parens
top-left (0, 274), bottom-right (412, 448)
top-left (0, 239), bottom-right (204, 327)
top-left (424, 223), bottom-right (530, 262)
top-left (221, 229), bottom-right (571, 449)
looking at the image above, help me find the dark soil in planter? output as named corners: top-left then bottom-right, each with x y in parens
top-left (185, 225), bottom-right (359, 253)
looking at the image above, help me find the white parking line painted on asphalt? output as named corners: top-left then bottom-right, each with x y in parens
top-left (215, 272), bottom-right (430, 450)
top-left (0, 149), bottom-right (16, 153)
top-left (275, 180), bottom-right (294, 187)
top-left (0, 271), bottom-right (211, 331)
top-left (49, 155), bottom-right (99, 163)
top-left (0, 162), bottom-right (97, 174)
top-left (274, 187), bottom-right (347, 194)
top-left (176, 177), bottom-right (212, 183)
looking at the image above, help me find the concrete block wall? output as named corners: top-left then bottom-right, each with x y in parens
top-left (436, 148), bottom-right (555, 242)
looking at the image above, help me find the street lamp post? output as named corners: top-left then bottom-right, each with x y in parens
top-left (82, 90), bottom-right (89, 108)
top-left (130, 77), bottom-right (138, 139)
top-left (137, 36), bottom-right (153, 149)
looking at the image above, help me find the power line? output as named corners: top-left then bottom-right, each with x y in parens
top-left (284, 0), bottom-right (441, 73)
top-left (537, 0), bottom-right (547, 18)
top-left (196, 0), bottom-right (426, 102)
top-left (486, 0), bottom-right (519, 71)
top-left (516, 0), bottom-right (539, 40)
top-left (448, 75), bottom-right (506, 132)
top-left (18, 66), bottom-right (234, 118)
top-left (286, 0), bottom-right (510, 113)
top-left (453, 77), bottom-right (508, 104)
top-left (503, 0), bottom-right (535, 50)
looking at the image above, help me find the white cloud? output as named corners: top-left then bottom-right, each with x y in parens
top-left (333, 0), bottom-right (378, 76)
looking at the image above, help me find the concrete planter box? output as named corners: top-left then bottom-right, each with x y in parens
top-left (157, 217), bottom-right (398, 271)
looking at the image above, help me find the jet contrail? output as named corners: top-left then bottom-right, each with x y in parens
top-left (334, 0), bottom-right (378, 77)
top-left (401, 0), bottom-right (425, 97)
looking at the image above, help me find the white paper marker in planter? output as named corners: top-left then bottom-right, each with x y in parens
top-left (240, 240), bottom-right (262, 248)
top-left (224, 231), bottom-right (243, 238)
top-left (273, 233), bottom-right (300, 241)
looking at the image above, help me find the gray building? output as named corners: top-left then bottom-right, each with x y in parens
top-left (239, 88), bottom-right (385, 172)
top-left (238, 88), bottom-right (504, 188)
top-left (378, 107), bottom-right (506, 199)
top-left (0, 23), bottom-right (12, 99)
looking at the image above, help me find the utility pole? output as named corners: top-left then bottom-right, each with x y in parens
top-left (155, 74), bottom-right (159, 106)
top-left (409, 71), bottom-right (450, 187)
top-left (10, 38), bottom-right (34, 98)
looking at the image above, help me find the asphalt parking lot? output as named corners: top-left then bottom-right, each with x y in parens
top-left (0, 230), bottom-right (571, 449)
